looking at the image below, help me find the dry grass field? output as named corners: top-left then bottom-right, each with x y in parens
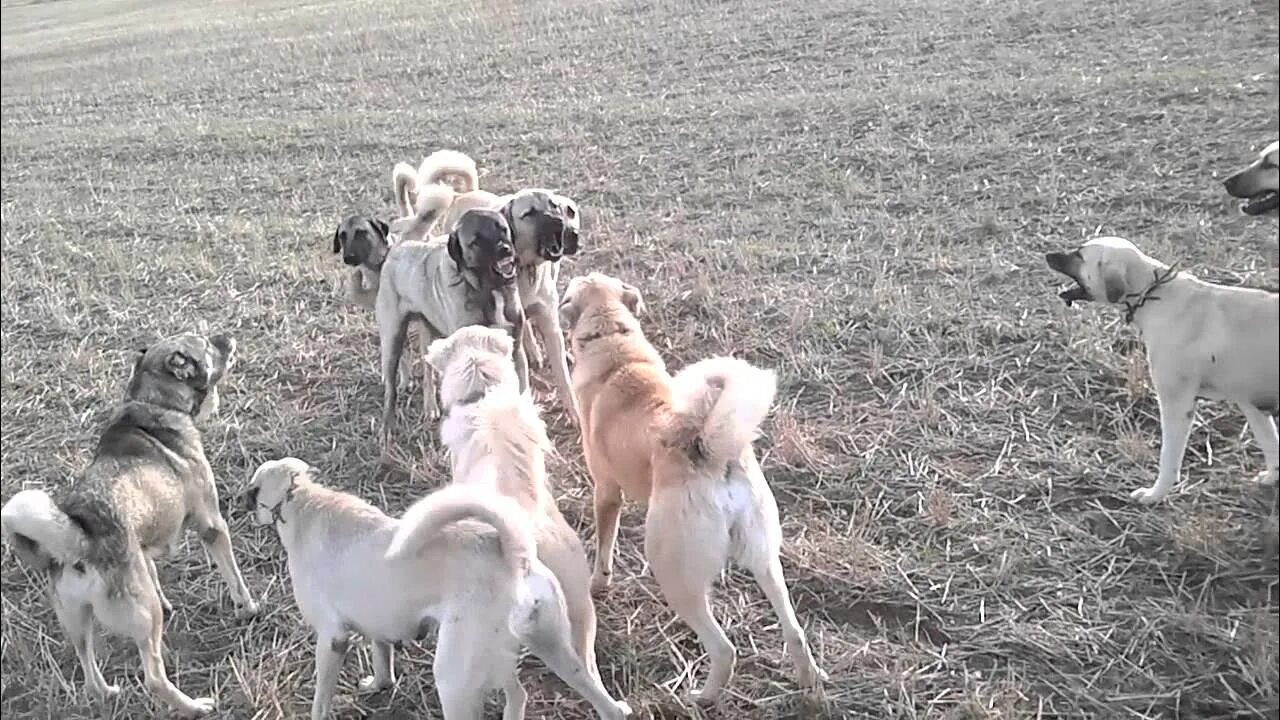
top-left (2, 0), bottom-right (1279, 718)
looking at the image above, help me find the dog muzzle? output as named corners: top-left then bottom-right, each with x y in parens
top-left (1058, 285), bottom-right (1091, 306)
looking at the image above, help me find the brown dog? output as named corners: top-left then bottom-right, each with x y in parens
top-left (558, 272), bottom-right (827, 703)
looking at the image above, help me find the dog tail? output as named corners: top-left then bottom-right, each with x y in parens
top-left (1, 489), bottom-right (90, 572)
top-left (386, 485), bottom-right (534, 578)
top-left (388, 183), bottom-right (456, 240)
top-left (393, 161), bottom-right (419, 217)
top-left (419, 149), bottom-right (479, 194)
top-left (662, 357), bottom-right (777, 471)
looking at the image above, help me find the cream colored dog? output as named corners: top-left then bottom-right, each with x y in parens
top-left (426, 326), bottom-right (604, 680)
top-left (394, 157), bottom-right (583, 422)
top-left (1046, 236), bottom-right (1280, 503)
top-left (242, 458), bottom-right (632, 720)
top-left (393, 149), bottom-right (479, 230)
top-left (558, 272), bottom-right (828, 703)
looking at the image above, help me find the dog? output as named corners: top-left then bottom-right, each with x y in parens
top-left (393, 148), bottom-right (479, 218)
top-left (1046, 236), bottom-right (1279, 503)
top-left (426, 325), bottom-right (603, 680)
top-left (396, 181), bottom-right (584, 422)
top-left (557, 272), bottom-right (828, 702)
top-left (376, 208), bottom-right (528, 446)
top-left (0, 332), bottom-right (258, 717)
top-left (1222, 140), bottom-right (1279, 216)
top-left (241, 457), bottom-right (632, 720)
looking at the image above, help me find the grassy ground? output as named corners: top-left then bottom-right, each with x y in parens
top-left (2, 0), bottom-right (1278, 718)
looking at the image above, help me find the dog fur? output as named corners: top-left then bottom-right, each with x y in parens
top-left (0, 332), bottom-right (258, 717)
top-left (1046, 236), bottom-right (1280, 503)
top-left (396, 182), bottom-right (584, 422)
top-left (557, 272), bottom-right (828, 702)
top-left (1222, 140), bottom-right (1279, 216)
top-left (242, 457), bottom-right (631, 720)
top-left (393, 149), bottom-right (479, 225)
top-left (426, 326), bottom-right (603, 681)
top-left (376, 208), bottom-right (528, 446)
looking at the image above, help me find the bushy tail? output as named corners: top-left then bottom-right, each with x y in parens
top-left (386, 485), bottom-right (534, 578)
top-left (393, 161), bottom-right (419, 216)
top-left (388, 184), bottom-right (456, 240)
top-left (419, 149), bottom-right (479, 193)
top-left (663, 357), bottom-right (777, 469)
top-left (1, 489), bottom-right (88, 571)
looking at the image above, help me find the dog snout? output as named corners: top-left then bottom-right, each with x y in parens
top-left (1045, 251), bottom-right (1075, 273)
top-left (240, 487), bottom-right (259, 514)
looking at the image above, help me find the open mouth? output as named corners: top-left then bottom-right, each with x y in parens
top-left (1243, 191), bottom-right (1280, 215)
top-left (494, 256), bottom-right (517, 280)
top-left (1058, 284), bottom-right (1091, 306)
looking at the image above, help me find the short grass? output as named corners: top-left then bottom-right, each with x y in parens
top-left (1, 0), bottom-right (1278, 718)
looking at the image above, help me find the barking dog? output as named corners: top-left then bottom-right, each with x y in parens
top-left (0, 332), bottom-right (258, 717)
top-left (1222, 140), bottom-right (1279, 216)
top-left (426, 326), bottom-right (605, 681)
top-left (241, 458), bottom-right (632, 720)
top-left (1046, 236), bottom-right (1280, 503)
top-left (396, 181), bottom-right (585, 422)
top-left (558, 272), bottom-right (828, 702)
top-left (375, 208), bottom-right (528, 446)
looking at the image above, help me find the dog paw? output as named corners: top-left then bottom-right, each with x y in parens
top-left (179, 697), bottom-right (216, 717)
top-left (799, 664), bottom-right (829, 687)
top-left (1129, 487), bottom-right (1167, 505)
top-left (589, 572), bottom-right (612, 595)
top-left (611, 700), bottom-right (633, 718)
top-left (687, 688), bottom-right (721, 705)
top-left (1256, 468), bottom-right (1279, 486)
top-left (90, 682), bottom-right (121, 700)
top-left (357, 675), bottom-right (393, 695)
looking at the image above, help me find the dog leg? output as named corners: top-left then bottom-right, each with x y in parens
top-left (1132, 389), bottom-right (1197, 504)
top-left (432, 624), bottom-right (487, 720)
top-left (1240, 404), bottom-right (1280, 486)
top-left (144, 555), bottom-right (172, 614)
top-left (526, 619), bottom-right (632, 720)
top-left (530, 306), bottom-right (579, 423)
top-left (53, 595), bottom-right (119, 700)
top-left (311, 634), bottom-right (348, 720)
top-left (195, 514), bottom-right (258, 617)
top-left (380, 315), bottom-right (410, 447)
top-left (419, 326), bottom-right (441, 421)
top-left (589, 476), bottom-right (624, 593)
top-left (121, 575), bottom-right (215, 717)
top-left (749, 555), bottom-right (827, 689)
top-left (357, 640), bottom-right (396, 694)
top-left (501, 672), bottom-right (528, 720)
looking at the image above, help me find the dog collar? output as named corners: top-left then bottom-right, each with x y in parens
top-left (1121, 264), bottom-right (1179, 324)
top-left (260, 477), bottom-right (297, 526)
top-left (573, 322), bottom-right (633, 348)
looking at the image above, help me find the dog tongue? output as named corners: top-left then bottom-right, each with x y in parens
top-left (1058, 285), bottom-right (1090, 306)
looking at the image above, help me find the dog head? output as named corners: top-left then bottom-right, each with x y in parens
top-left (558, 272), bottom-right (645, 333)
top-left (126, 332), bottom-right (237, 420)
top-left (1044, 236), bottom-right (1164, 306)
top-left (448, 209), bottom-right (517, 287)
top-left (1222, 140), bottom-right (1279, 216)
top-left (503, 189), bottom-right (581, 265)
top-left (242, 457), bottom-right (312, 527)
top-left (425, 326), bottom-right (518, 410)
top-left (333, 215), bottom-right (391, 269)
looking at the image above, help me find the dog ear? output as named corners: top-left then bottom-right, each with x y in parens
top-left (1101, 266), bottom-right (1127, 303)
top-left (559, 297), bottom-right (582, 331)
top-left (478, 328), bottom-right (514, 358)
top-left (620, 282), bottom-right (645, 317)
top-left (448, 231), bottom-right (465, 270)
top-left (332, 227), bottom-right (342, 254)
top-left (373, 219), bottom-right (390, 242)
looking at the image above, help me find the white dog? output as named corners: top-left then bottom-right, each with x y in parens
top-left (1046, 236), bottom-right (1279, 503)
top-left (242, 458), bottom-right (632, 720)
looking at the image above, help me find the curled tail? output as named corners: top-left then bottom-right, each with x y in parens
top-left (393, 161), bottom-right (419, 216)
top-left (388, 184), bottom-right (456, 241)
top-left (386, 485), bottom-right (534, 578)
top-left (419, 149), bottom-right (479, 194)
top-left (1, 489), bottom-right (89, 572)
top-left (663, 357), bottom-right (777, 469)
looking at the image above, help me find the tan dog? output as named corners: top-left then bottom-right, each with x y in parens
top-left (0, 332), bottom-right (258, 717)
top-left (1046, 236), bottom-right (1280, 503)
top-left (242, 458), bottom-right (631, 720)
top-left (426, 326), bottom-right (603, 680)
top-left (397, 182), bottom-right (584, 422)
top-left (1222, 140), bottom-right (1279, 216)
top-left (557, 272), bottom-right (828, 703)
